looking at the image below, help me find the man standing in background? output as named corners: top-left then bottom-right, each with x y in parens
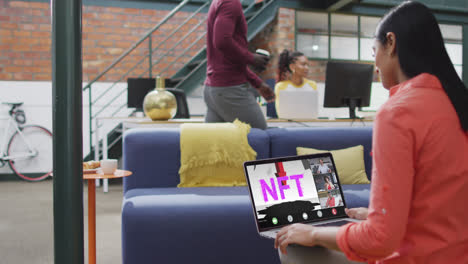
top-left (203, 0), bottom-right (275, 129)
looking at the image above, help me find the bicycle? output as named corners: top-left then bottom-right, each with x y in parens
top-left (0, 102), bottom-right (53, 181)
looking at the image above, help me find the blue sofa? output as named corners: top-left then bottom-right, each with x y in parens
top-left (122, 126), bottom-right (373, 264)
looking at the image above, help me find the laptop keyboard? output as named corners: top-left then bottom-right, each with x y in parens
top-left (262, 230), bottom-right (279, 239)
top-left (262, 220), bottom-right (352, 239)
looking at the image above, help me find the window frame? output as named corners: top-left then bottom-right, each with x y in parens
top-left (294, 11), bottom-right (463, 74)
top-left (294, 10), bottom-right (464, 111)
top-left (295, 11), bottom-right (380, 62)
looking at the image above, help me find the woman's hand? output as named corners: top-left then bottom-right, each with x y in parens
top-left (345, 207), bottom-right (369, 220)
top-left (274, 223), bottom-right (316, 254)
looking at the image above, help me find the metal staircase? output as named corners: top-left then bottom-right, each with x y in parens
top-left (170, 0), bottom-right (279, 93)
top-left (83, 0), bottom-right (279, 161)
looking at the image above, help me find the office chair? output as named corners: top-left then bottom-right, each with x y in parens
top-left (166, 88), bottom-right (190, 118)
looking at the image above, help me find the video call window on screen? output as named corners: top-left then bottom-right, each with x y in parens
top-left (310, 158), bottom-right (342, 209)
top-left (246, 156), bottom-right (345, 228)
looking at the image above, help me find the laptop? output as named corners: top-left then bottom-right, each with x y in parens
top-left (243, 152), bottom-right (360, 239)
top-left (277, 89), bottom-right (319, 120)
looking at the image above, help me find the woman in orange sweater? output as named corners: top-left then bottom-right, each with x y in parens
top-left (275, 1), bottom-right (468, 263)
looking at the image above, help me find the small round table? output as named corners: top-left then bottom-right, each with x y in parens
top-left (83, 169), bottom-right (132, 264)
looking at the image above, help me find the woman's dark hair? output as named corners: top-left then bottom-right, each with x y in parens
top-left (376, 1), bottom-right (468, 131)
top-left (277, 49), bottom-right (304, 82)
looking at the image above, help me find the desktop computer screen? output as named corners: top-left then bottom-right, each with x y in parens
top-left (324, 61), bottom-right (374, 119)
top-left (127, 78), bottom-right (155, 111)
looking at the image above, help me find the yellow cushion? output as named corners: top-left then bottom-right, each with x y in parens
top-left (178, 119), bottom-right (256, 187)
top-left (296, 145), bottom-right (370, 184)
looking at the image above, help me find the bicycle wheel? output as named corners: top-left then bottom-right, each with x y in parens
top-left (8, 125), bottom-right (53, 181)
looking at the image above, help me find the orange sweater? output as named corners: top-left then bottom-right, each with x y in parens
top-left (337, 73), bottom-right (468, 263)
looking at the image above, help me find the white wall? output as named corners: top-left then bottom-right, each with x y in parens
top-left (0, 80), bottom-right (133, 174)
top-left (0, 81), bottom-right (53, 174)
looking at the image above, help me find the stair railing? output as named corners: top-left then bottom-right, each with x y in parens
top-left (83, 0), bottom-right (270, 159)
top-left (90, 2), bottom-right (210, 120)
top-left (171, 0), bottom-right (278, 93)
top-left (82, 0), bottom-right (200, 155)
top-left (161, 0), bottom-right (263, 77)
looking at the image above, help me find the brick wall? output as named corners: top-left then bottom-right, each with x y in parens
top-left (250, 7), bottom-right (294, 81)
top-left (0, 0), bottom-right (205, 82)
top-left (0, 1), bottom-right (331, 84)
top-left (0, 1), bottom-right (51, 81)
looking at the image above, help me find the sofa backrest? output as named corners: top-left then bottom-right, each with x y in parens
top-left (123, 128), bottom-right (270, 192)
top-left (266, 127), bottom-right (373, 180)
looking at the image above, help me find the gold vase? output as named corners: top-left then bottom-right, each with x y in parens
top-left (143, 77), bottom-right (177, 120)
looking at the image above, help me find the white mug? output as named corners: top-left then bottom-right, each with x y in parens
top-left (101, 159), bottom-right (118, 174)
top-left (255, 48), bottom-right (270, 57)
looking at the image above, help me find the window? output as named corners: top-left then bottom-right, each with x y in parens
top-left (297, 12), bottom-right (328, 58)
top-left (296, 12), bottom-right (380, 62)
top-left (295, 12), bottom-right (464, 112)
top-left (331, 14), bottom-right (358, 60)
top-left (440, 24), bottom-right (463, 78)
top-left (360, 16), bottom-right (380, 61)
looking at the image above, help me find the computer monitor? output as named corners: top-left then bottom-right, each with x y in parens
top-left (127, 78), bottom-right (155, 111)
top-left (324, 61), bottom-right (374, 119)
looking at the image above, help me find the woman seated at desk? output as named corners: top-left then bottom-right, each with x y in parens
top-left (274, 49), bottom-right (318, 118)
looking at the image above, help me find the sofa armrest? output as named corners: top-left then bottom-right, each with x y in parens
top-left (123, 128), bottom-right (181, 192)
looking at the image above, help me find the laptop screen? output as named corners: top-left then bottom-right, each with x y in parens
top-left (244, 153), bottom-right (347, 231)
top-left (277, 90), bottom-right (319, 119)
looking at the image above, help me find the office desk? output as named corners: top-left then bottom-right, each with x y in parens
top-left (121, 117), bottom-right (374, 130)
